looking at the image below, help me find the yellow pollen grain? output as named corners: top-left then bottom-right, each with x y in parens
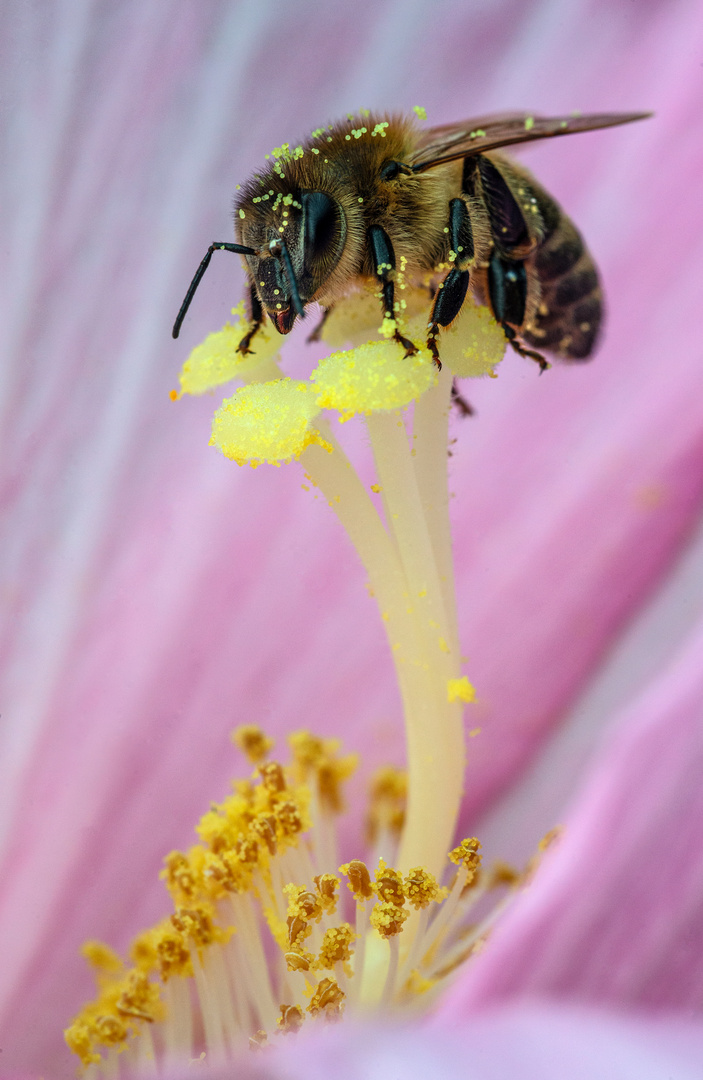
top-left (210, 379), bottom-right (328, 466)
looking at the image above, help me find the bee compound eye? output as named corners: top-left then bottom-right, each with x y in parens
top-left (302, 191), bottom-right (342, 263)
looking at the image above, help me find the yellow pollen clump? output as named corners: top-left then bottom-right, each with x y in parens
top-left (177, 303), bottom-right (282, 395)
top-left (447, 675), bottom-right (476, 703)
top-left (232, 724), bottom-right (274, 763)
top-left (311, 341), bottom-right (436, 420)
top-left (210, 379), bottom-right (328, 466)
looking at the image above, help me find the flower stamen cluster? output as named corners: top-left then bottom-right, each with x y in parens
top-left (66, 727), bottom-right (533, 1074)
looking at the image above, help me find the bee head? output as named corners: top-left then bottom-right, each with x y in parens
top-left (239, 190), bottom-right (346, 335)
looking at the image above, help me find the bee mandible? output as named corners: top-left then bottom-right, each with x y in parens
top-left (172, 109), bottom-right (650, 369)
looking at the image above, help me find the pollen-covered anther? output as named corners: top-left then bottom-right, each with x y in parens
top-left (82, 940), bottom-right (123, 978)
top-left (314, 873), bottom-right (340, 915)
top-left (277, 1004), bottom-right (305, 1034)
top-left (93, 1014), bottom-right (129, 1047)
top-left (258, 760), bottom-right (287, 794)
top-left (284, 949), bottom-right (312, 973)
top-left (315, 924), bottom-right (355, 969)
top-left (64, 1022), bottom-right (100, 1067)
top-left (404, 867), bottom-right (446, 910)
top-left (250, 813), bottom-right (279, 855)
top-left (370, 900), bottom-right (409, 939)
top-left (285, 885), bottom-right (323, 924)
top-left (115, 970), bottom-right (162, 1022)
top-left (171, 905), bottom-right (228, 950)
top-left (339, 859), bottom-right (374, 901)
top-left (288, 731), bottom-right (358, 815)
top-left (307, 977), bottom-right (345, 1020)
top-left (374, 862), bottom-right (406, 905)
top-left (366, 766), bottom-right (407, 847)
top-left (276, 799), bottom-right (305, 838)
top-left (489, 860), bottom-right (521, 888)
top-left (161, 850), bottom-right (199, 903)
top-left (449, 837), bottom-right (482, 883)
top-left (249, 1029), bottom-right (269, 1051)
top-left (232, 724), bottom-right (274, 763)
top-left (154, 924), bottom-right (193, 980)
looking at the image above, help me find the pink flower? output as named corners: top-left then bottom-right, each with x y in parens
top-left (2, 1), bottom-right (703, 1076)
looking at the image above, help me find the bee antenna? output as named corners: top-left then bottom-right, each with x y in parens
top-left (269, 239), bottom-right (305, 319)
top-left (172, 242), bottom-right (257, 338)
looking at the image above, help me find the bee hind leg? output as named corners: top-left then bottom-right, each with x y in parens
top-left (503, 324), bottom-right (551, 373)
top-left (451, 380), bottom-right (474, 416)
top-left (367, 224), bottom-right (418, 358)
top-left (487, 251), bottom-right (550, 373)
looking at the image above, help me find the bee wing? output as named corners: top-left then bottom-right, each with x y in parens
top-left (409, 111), bottom-right (651, 173)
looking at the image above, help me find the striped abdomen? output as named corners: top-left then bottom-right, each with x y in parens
top-left (522, 197), bottom-right (603, 360)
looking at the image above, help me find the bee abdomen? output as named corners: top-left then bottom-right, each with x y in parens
top-left (523, 214), bottom-right (602, 360)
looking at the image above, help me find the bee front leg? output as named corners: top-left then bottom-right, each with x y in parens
top-left (487, 252), bottom-right (549, 372)
top-left (367, 225), bottom-right (417, 357)
top-left (237, 282), bottom-right (265, 354)
top-left (427, 198), bottom-right (474, 368)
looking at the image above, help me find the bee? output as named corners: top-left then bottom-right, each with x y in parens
top-left (172, 109), bottom-right (649, 370)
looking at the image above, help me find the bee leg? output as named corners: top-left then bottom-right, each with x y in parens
top-left (504, 327), bottom-right (551, 372)
top-left (367, 225), bottom-right (418, 358)
top-left (306, 305), bottom-right (334, 344)
top-left (451, 380), bottom-right (474, 416)
top-left (427, 198), bottom-right (474, 368)
top-left (427, 268), bottom-right (470, 369)
top-left (487, 251), bottom-right (550, 373)
top-left (237, 283), bottom-right (265, 354)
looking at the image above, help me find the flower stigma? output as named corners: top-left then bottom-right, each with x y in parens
top-left (66, 289), bottom-right (548, 1073)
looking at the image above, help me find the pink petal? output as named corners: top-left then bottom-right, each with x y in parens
top-left (127, 1007), bottom-right (703, 1080)
top-left (443, 614), bottom-right (703, 1015)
